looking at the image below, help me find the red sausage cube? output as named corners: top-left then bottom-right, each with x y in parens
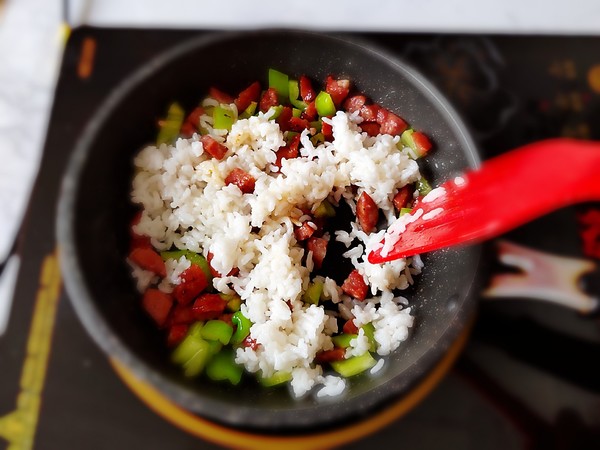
top-left (200, 135), bottom-right (228, 160)
top-left (129, 247), bottom-right (166, 277)
top-left (173, 264), bottom-right (209, 305)
top-left (192, 294), bottom-right (227, 320)
top-left (225, 168), bottom-right (256, 194)
top-left (356, 192), bottom-right (379, 234)
top-left (341, 270), bottom-right (368, 301)
top-left (142, 289), bottom-right (173, 327)
top-left (235, 81), bottom-right (261, 112)
top-left (307, 237), bottom-right (328, 269)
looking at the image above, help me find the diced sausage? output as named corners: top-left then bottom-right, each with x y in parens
top-left (359, 122), bottom-right (380, 136)
top-left (325, 76), bottom-right (350, 106)
top-left (376, 108), bottom-right (408, 136)
top-left (260, 87), bottom-right (279, 112)
top-left (209, 87), bottom-right (234, 104)
top-left (288, 116), bottom-right (310, 132)
top-left (343, 95), bottom-right (366, 113)
top-left (180, 122), bottom-right (196, 138)
top-left (129, 247), bottom-right (166, 277)
top-left (315, 347), bottom-right (346, 363)
top-left (294, 222), bottom-right (316, 241)
top-left (242, 335), bottom-right (260, 350)
top-left (167, 304), bottom-right (196, 326)
top-left (412, 131), bottom-right (433, 156)
top-left (225, 168), bottom-right (256, 194)
top-left (393, 186), bottom-right (412, 211)
top-left (341, 269), bottom-right (368, 301)
top-left (301, 101), bottom-right (317, 121)
top-left (142, 289), bottom-right (173, 327)
top-left (322, 120), bottom-right (333, 141)
top-left (299, 75), bottom-right (316, 102)
top-left (306, 237), bottom-right (327, 269)
top-left (275, 134), bottom-right (300, 167)
top-left (359, 104), bottom-right (380, 122)
top-left (356, 192), bottom-right (378, 234)
top-left (167, 324), bottom-right (189, 347)
top-left (276, 106), bottom-right (293, 132)
top-left (199, 135), bottom-right (228, 160)
top-left (192, 293), bottom-right (227, 320)
top-left (343, 319), bottom-right (359, 335)
top-left (173, 264), bottom-right (209, 305)
top-left (234, 81), bottom-right (261, 112)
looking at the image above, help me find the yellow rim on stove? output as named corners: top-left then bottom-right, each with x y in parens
top-left (110, 320), bottom-right (472, 450)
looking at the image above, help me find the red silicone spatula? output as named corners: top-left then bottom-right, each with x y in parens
top-left (368, 139), bottom-right (600, 264)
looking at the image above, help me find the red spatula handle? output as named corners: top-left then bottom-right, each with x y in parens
top-left (369, 139), bottom-right (600, 263)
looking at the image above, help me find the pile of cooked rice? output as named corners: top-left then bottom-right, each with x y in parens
top-left (130, 108), bottom-right (423, 398)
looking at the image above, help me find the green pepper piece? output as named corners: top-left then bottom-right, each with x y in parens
top-left (172, 334), bottom-right (212, 377)
top-left (292, 107), bottom-right (302, 118)
top-left (201, 320), bottom-right (234, 345)
top-left (213, 105), bottom-right (236, 130)
top-left (331, 333), bottom-right (358, 349)
top-left (361, 323), bottom-right (377, 352)
top-left (288, 80), bottom-right (307, 110)
top-left (315, 91), bottom-right (336, 117)
top-left (220, 293), bottom-right (242, 312)
top-left (268, 105), bottom-right (283, 120)
top-left (303, 281), bottom-right (323, 305)
top-left (310, 132), bottom-right (324, 146)
top-left (207, 340), bottom-right (223, 355)
top-left (231, 311), bottom-right (252, 345)
top-left (187, 321), bottom-right (204, 338)
top-left (181, 340), bottom-right (213, 377)
top-left (417, 177), bottom-right (432, 196)
top-left (314, 199), bottom-right (336, 218)
top-left (239, 101), bottom-right (257, 119)
top-left (400, 129), bottom-right (415, 149)
top-left (206, 349), bottom-right (243, 385)
top-left (268, 69), bottom-right (289, 103)
top-left (157, 102), bottom-right (185, 146)
top-left (309, 120), bottom-right (322, 133)
top-left (331, 352), bottom-right (377, 377)
top-left (259, 370), bottom-right (292, 387)
top-left (399, 207), bottom-right (413, 216)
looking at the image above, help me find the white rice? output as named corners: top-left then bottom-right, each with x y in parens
top-left (130, 110), bottom-right (422, 397)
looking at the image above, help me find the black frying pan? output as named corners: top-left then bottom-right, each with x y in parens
top-left (57, 30), bottom-right (481, 431)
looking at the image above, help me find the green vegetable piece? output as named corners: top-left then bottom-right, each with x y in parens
top-left (361, 323), bottom-right (377, 352)
top-left (310, 132), bottom-right (324, 146)
top-left (157, 102), bottom-right (185, 146)
top-left (207, 340), bottom-right (223, 355)
top-left (259, 371), bottom-right (292, 387)
top-left (285, 131), bottom-right (299, 143)
top-left (400, 129), bottom-right (415, 150)
top-left (239, 101), bottom-right (257, 119)
top-left (231, 311), bottom-right (252, 345)
top-left (187, 321), bottom-right (204, 338)
top-left (288, 80), bottom-right (307, 110)
top-left (206, 349), bottom-right (243, 385)
top-left (400, 207), bottom-right (413, 216)
top-left (303, 281), bottom-right (323, 305)
top-left (314, 199), bottom-right (336, 218)
top-left (268, 68), bottom-right (289, 103)
top-left (268, 105), bottom-right (284, 120)
top-left (417, 177), bottom-right (433, 196)
top-left (172, 335), bottom-right (212, 377)
top-left (309, 120), bottom-right (322, 133)
top-left (332, 333), bottom-right (358, 349)
top-left (160, 250), bottom-right (213, 286)
top-left (292, 108), bottom-right (302, 118)
top-left (315, 91), bottom-right (336, 117)
top-left (213, 105), bottom-right (236, 130)
top-left (201, 320), bottom-right (234, 345)
top-left (220, 293), bottom-right (242, 312)
top-left (331, 352), bottom-right (377, 377)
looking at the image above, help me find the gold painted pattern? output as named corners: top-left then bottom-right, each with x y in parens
top-left (0, 251), bottom-right (62, 450)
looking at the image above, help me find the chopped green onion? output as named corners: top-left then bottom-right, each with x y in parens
top-left (268, 69), bottom-right (289, 103)
top-left (239, 101), bottom-right (257, 119)
top-left (417, 177), bottom-right (432, 196)
top-left (206, 349), bottom-right (243, 385)
top-left (303, 281), bottom-right (323, 305)
top-left (231, 311), bottom-right (252, 345)
top-left (314, 199), bottom-right (336, 218)
top-left (201, 320), bottom-right (234, 345)
top-left (259, 371), bottom-right (292, 387)
top-left (288, 80), bottom-right (307, 110)
top-left (157, 102), bottom-right (185, 146)
top-left (213, 105), bottom-right (236, 130)
top-left (361, 323), bottom-right (376, 352)
top-left (332, 333), bottom-right (357, 349)
top-left (331, 352), bottom-right (377, 377)
top-left (315, 91), bottom-right (336, 117)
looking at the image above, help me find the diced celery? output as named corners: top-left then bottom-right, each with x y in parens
top-left (315, 91), bottom-right (336, 117)
top-left (157, 102), bottom-right (184, 146)
top-left (259, 371), bottom-right (292, 387)
top-left (201, 320), bottom-right (234, 345)
top-left (417, 177), bottom-right (432, 196)
top-left (332, 333), bottom-right (357, 349)
top-left (361, 323), bottom-right (376, 352)
top-left (303, 281), bottom-right (323, 305)
top-left (231, 311), bottom-right (252, 345)
top-left (268, 69), bottom-right (289, 102)
top-left (206, 349), bottom-right (243, 385)
top-left (331, 352), bottom-right (377, 377)
top-left (288, 80), bottom-right (307, 110)
top-left (213, 105), bottom-right (236, 130)
top-left (314, 199), bottom-right (336, 218)
top-left (239, 101), bottom-right (257, 119)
